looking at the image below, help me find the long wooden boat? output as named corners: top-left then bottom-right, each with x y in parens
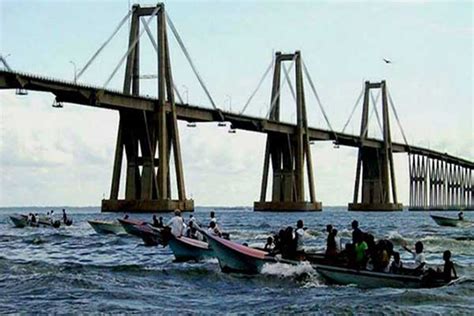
top-left (430, 215), bottom-right (468, 227)
top-left (168, 234), bottom-right (214, 262)
top-left (117, 218), bottom-right (147, 237)
top-left (202, 230), bottom-right (298, 274)
top-left (314, 264), bottom-right (455, 288)
top-left (88, 220), bottom-right (125, 234)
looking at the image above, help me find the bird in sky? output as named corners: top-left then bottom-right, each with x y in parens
top-left (383, 58), bottom-right (393, 64)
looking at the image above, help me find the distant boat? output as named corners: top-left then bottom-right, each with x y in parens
top-left (430, 215), bottom-right (469, 227)
top-left (10, 214), bottom-right (60, 228)
top-left (167, 234), bottom-right (214, 262)
top-left (314, 264), bottom-right (457, 288)
top-left (88, 220), bottom-right (125, 235)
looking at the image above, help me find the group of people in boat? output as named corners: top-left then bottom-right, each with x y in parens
top-left (152, 209), bottom-right (225, 242)
top-left (322, 220), bottom-right (457, 281)
top-left (25, 209), bottom-right (71, 226)
top-left (261, 219), bottom-right (457, 282)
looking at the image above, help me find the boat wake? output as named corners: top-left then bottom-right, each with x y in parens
top-left (261, 261), bottom-right (315, 278)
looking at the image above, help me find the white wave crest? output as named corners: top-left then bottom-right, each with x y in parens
top-left (260, 261), bottom-right (316, 278)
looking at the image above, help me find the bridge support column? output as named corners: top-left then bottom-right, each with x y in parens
top-left (102, 4), bottom-right (193, 213)
top-left (348, 81), bottom-right (402, 211)
top-left (254, 51), bottom-right (321, 212)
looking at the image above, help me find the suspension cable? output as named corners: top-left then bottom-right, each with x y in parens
top-left (266, 56), bottom-right (296, 118)
top-left (239, 57), bottom-right (274, 115)
top-left (166, 12), bottom-right (217, 110)
top-left (302, 58), bottom-right (335, 134)
top-left (387, 88), bottom-right (409, 145)
top-left (140, 18), bottom-right (184, 104)
top-left (0, 56), bottom-right (12, 71)
top-left (76, 10), bottom-right (132, 81)
top-left (282, 63), bottom-right (297, 103)
top-left (341, 83), bottom-right (364, 134)
top-left (104, 6), bottom-right (160, 88)
top-left (369, 90), bottom-right (383, 135)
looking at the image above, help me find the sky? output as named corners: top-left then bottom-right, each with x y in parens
top-left (0, 0), bottom-right (472, 207)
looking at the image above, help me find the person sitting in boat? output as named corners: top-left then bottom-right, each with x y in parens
top-left (186, 221), bottom-right (203, 240)
top-left (425, 250), bottom-right (458, 282)
top-left (403, 241), bottom-right (426, 273)
top-left (152, 215), bottom-right (164, 228)
top-left (124, 214), bottom-right (129, 220)
top-left (458, 212), bottom-right (464, 220)
top-left (207, 221), bottom-right (222, 237)
top-left (354, 231), bottom-right (368, 269)
top-left (441, 250), bottom-right (457, 281)
top-left (167, 209), bottom-right (185, 237)
top-left (264, 236), bottom-right (275, 252)
top-left (372, 240), bottom-right (392, 272)
top-left (30, 213), bottom-right (37, 224)
top-left (389, 252), bottom-right (403, 273)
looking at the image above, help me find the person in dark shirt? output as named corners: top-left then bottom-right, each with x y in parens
top-left (351, 220), bottom-right (362, 244)
top-left (442, 250), bottom-right (457, 281)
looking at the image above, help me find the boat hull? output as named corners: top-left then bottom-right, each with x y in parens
top-left (88, 220), bottom-right (124, 234)
top-left (168, 236), bottom-right (214, 262)
top-left (10, 215), bottom-right (28, 228)
top-left (136, 225), bottom-right (163, 246)
top-left (203, 232), bottom-right (277, 274)
top-left (117, 219), bottom-right (147, 237)
top-left (430, 215), bottom-right (463, 227)
top-left (315, 264), bottom-right (448, 288)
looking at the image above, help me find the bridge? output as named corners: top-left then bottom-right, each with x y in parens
top-left (1, 3), bottom-right (472, 212)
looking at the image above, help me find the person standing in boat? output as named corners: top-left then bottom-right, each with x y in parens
top-left (264, 236), bottom-right (275, 252)
top-left (295, 220), bottom-right (306, 258)
top-left (458, 212), bottom-right (464, 220)
top-left (354, 231), bottom-right (368, 269)
top-left (351, 220), bottom-right (362, 244)
top-left (209, 211), bottom-right (217, 226)
top-left (167, 209), bottom-right (185, 237)
top-left (62, 209), bottom-right (68, 223)
top-left (403, 241), bottom-right (426, 272)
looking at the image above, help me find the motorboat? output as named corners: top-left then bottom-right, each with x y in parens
top-left (167, 234), bottom-right (214, 262)
top-left (314, 264), bottom-right (456, 288)
top-left (430, 215), bottom-right (469, 227)
top-left (117, 218), bottom-right (148, 237)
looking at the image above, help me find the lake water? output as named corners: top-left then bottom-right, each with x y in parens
top-left (0, 207), bottom-right (473, 314)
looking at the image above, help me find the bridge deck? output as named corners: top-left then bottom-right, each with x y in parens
top-left (0, 70), bottom-right (472, 168)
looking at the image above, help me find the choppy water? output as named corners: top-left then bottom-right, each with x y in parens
top-left (0, 207), bottom-right (473, 314)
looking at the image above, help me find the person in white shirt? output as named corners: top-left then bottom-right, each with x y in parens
top-left (167, 209), bottom-right (185, 237)
top-left (207, 221), bottom-right (222, 237)
top-left (403, 241), bottom-right (426, 272)
top-left (295, 220), bottom-right (305, 252)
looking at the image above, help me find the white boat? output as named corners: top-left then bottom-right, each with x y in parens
top-left (315, 264), bottom-right (453, 288)
top-left (88, 220), bottom-right (125, 234)
top-left (430, 215), bottom-right (469, 227)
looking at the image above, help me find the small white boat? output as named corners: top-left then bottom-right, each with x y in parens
top-left (315, 264), bottom-right (453, 288)
top-left (88, 220), bottom-right (125, 234)
top-left (430, 215), bottom-right (469, 227)
top-left (11, 214), bottom-right (60, 228)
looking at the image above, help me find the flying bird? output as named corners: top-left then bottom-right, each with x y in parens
top-left (383, 58), bottom-right (392, 64)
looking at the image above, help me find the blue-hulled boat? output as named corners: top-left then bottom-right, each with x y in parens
top-left (168, 234), bottom-right (214, 262)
